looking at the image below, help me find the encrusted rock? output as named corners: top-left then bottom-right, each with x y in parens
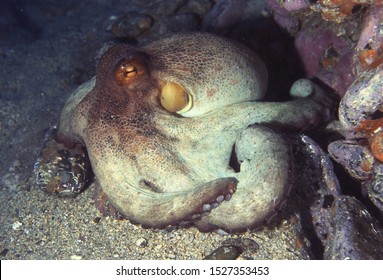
top-left (111, 11), bottom-right (153, 39)
top-left (323, 196), bottom-right (383, 259)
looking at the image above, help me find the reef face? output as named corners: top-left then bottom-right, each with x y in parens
top-left (266, 0), bottom-right (383, 258)
top-left (268, 0), bottom-right (383, 98)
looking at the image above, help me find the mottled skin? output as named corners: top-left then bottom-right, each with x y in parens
top-left (54, 33), bottom-right (333, 233)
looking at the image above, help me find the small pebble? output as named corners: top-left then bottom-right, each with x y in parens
top-left (204, 245), bottom-right (242, 260)
top-left (12, 221), bottom-right (22, 230)
top-left (0, 248), bottom-right (9, 257)
top-left (111, 11), bottom-right (153, 38)
top-left (222, 238), bottom-right (260, 258)
top-left (70, 255), bottom-right (83, 260)
top-left (135, 237), bottom-right (148, 247)
top-left (167, 253), bottom-right (176, 259)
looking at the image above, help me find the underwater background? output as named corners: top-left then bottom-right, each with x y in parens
top-left (1, 0), bottom-right (383, 260)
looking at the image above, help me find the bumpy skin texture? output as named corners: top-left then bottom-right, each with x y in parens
top-left (51, 33), bottom-right (333, 233)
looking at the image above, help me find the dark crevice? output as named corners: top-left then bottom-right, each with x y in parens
top-left (228, 144), bottom-right (240, 173)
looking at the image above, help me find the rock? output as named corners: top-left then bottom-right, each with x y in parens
top-left (222, 237), bottom-right (260, 259)
top-left (363, 169), bottom-right (383, 213)
top-left (324, 196), bottom-right (383, 260)
top-left (70, 255), bottom-right (83, 260)
top-left (328, 141), bottom-right (375, 181)
top-left (160, 13), bottom-right (199, 33)
top-left (300, 136), bottom-right (383, 259)
top-left (12, 221), bottom-right (22, 230)
top-left (135, 237), bottom-right (148, 247)
top-left (204, 245), bottom-right (242, 260)
top-left (202, 0), bottom-right (247, 33)
top-left (292, 135), bottom-right (341, 248)
top-left (177, 0), bottom-right (213, 19)
top-left (111, 11), bottom-right (153, 39)
top-left (328, 65), bottom-right (383, 214)
top-left (167, 253), bottom-right (176, 259)
top-left (0, 248), bottom-right (9, 257)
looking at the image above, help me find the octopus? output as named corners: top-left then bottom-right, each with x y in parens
top-left (35, 33), bottom-right (334, 233)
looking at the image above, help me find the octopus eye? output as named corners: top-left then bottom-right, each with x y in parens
top-left (160, 82), bottom-right (193, 114)
top-left (114, 56), bottom-right (145, 85)
top-left (121, 64), bottom-right (138, 77)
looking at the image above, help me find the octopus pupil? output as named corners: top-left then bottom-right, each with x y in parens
top-left (121, 64), bottom-right (138, 77)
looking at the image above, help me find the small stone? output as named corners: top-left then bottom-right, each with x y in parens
top-left (135, 237), bottom-right (148, 247)
top-left (167, 253), bottom-right (176, 259)
top-left (222, 237), bottom-right (260, 256)
top-left (0, 248), bottom-right (9, 257)
top-left (177, 0), bottom-right (213, 18)
top-left (111, 11), bottom-right (153, 39)
top-left (324, 196), bottom-right (383, 260)
top-left (12, 221), bottom-right (22, 230)
top-left (204, 245), bottom-right (242, 260)
top-left (70, 255), bottom-right (83, 260)
top-left (184, 233), bottom-right (195, 243)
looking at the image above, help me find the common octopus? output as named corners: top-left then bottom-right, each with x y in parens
top-left (35, 33), bottom-right (334, 233)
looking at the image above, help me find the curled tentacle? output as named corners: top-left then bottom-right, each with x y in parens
top-left (194, 125), bottom-right (292, 233)
top-left (100, 176), bottom-right (237, 229)
top-left (190, 79), bottom-right (337, 137)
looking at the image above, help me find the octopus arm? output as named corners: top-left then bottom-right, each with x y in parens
top-left (202, 86), bottom-right (335, 133)
top-left (59, 78), bottom-right (95, 137)
top-left (195, 125), bottom-right (292, 233)
top-left (102, 177), bottom-right (237, 228)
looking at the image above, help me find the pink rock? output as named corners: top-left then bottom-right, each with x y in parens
top-left (266, 0), bottom-right (300, 34)
top-left (295, 28), bottom-right (355, 97)
top-left (202, 0), bottom-right (247, 32)
top-left (355, 5), bottom-right (383, 72)
top-left (283, 0), bottom-right (309, 12)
